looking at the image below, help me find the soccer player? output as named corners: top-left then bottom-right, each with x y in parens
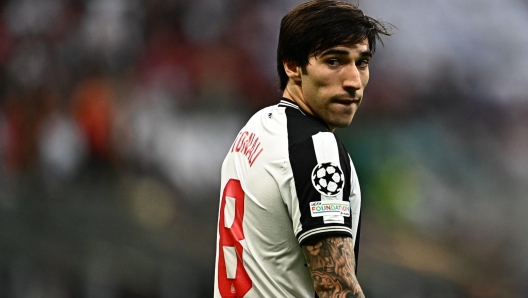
top-left (214, 1), bottom-right (391, 297)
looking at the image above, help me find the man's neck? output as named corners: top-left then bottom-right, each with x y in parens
top-left (282, 83), bottom-right (314, 117)
top-left (282, 83), bottom-right (335, 132)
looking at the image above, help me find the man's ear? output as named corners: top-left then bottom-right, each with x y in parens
top-left (283, 60), bottom-right (302, 84)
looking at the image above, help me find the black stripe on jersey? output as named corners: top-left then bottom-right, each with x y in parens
top-left (288, 124), bottom-right (325, 238)
top-left (355, 213), bottom-right (361, 274)
top-left (284, 99), bottom-right (353, 246)
top-left (281, 98), bottom-right (329, 142)
top-left (337, 142), bottom-right (352, 206)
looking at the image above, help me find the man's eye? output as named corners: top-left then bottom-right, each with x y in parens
top-left (357, 60), bottom-right (370, 68)
top-left (327, 59), bottom-right (340, 67)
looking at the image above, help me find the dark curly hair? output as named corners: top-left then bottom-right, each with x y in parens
top-left (277, 0), bottom-right (392, 90)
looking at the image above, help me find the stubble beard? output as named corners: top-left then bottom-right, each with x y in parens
top-left (325, 96), bottom-right (360, 129)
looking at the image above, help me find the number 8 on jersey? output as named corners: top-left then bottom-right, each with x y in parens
top-left (216, 179), bottom-right (252, 297)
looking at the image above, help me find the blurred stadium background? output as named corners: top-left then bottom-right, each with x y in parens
top-left (0, 0), bottom-right (527, 297)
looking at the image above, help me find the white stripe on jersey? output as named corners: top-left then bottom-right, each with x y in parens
top-left (312, 132), bottom-right (345, 224)
top-left (349, 156), bottom-right (361, 242)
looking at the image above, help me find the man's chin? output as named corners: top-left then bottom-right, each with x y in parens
top-left (329, 117), bottom-right (355, 130)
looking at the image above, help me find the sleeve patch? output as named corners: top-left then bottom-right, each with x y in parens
top-left (311, 162), bottom-right (344, 196)
top-left (309, 200), bottom-right (350, 217)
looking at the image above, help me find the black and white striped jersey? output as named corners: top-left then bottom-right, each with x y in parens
top-left (214, 98), bottom-right (361, 298)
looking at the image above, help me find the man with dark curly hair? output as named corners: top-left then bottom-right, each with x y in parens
top-left (214, 1), bottom-right (391, 297)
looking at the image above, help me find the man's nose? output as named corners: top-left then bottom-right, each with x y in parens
top-left (343, 65), bottom-right (362, 90)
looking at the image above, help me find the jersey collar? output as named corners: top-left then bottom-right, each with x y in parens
top-left (278, 98), bottom-right (304, 114)
top-left (278, 98), bottom-right (331, 131)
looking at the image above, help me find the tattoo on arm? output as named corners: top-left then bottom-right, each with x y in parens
top-left (302, 237), bottom-right (365, 298)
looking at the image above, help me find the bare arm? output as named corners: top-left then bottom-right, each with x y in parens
top-left (302, 236), bottom-right (365, 298)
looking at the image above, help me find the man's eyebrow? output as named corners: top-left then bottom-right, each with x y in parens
top-left (361, 51), bottom-right (373, 58)
top-left (319, 49), bottom-right (373, 58)
top-left (320, 49), bottom-right (350, 57)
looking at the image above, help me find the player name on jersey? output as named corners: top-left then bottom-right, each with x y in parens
top-left (230, 131), bottom-right (264, 167)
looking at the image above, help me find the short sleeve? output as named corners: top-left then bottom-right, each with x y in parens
top-left (288, 132), bottom-right (353, 246)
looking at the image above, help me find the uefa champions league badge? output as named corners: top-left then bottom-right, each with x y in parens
top-left (311, 162), bottom-right (344, 196)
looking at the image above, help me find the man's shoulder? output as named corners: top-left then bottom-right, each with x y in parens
top-left (242, 102), bottom-right (281, 126)
top-left (280, 104), bottom-right (330, 147)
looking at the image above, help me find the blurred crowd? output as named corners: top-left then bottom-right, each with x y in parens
top-left (0, 0), bottom-right (285, 195)
top-left (1, 0), bottom-right (528, 297)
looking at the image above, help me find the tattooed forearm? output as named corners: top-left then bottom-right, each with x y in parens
top-left (302, 237), bottom-right (365, 298)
